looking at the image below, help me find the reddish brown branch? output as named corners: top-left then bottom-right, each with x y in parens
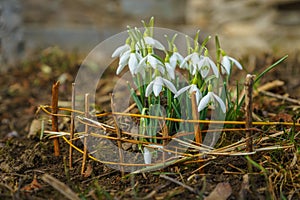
top-left (162, 123), bottom-right (168, 165)
top-left (191, 92), bottom-right (202, 144)
top-left (51, 81), bottom-right (60, 156)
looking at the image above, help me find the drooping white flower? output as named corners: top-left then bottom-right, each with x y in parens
top-left (165, 52), bottom-right (185, 80)
top-left (180, 52), bottom-right (200, 71)
top-left (221, 55), bottom-right (243, 75)
top-left (128, 53), bottom-right (141, 75)
top-left (197, 56), bottom-right (219, 78)
top-left (165, 62), bottom-right (175, 80)
top-left (116, 51), bottom-right (130, 75)
top-left (170, 52), bottom-right (184, 68)
top-left (112, 44), bottom-right (131, 58)
top-left (116, 52), bottom-right (142, 75)
top-left (174, 84), bottom-right (202, 104)
top-left (144, 36), bottom-right (165, 50)
top-left (198, 91), bottom-right (226, 113)
top-left (145, 76), bottom-right (177, 97)
top-left (138, 54), bottom-right (165, 75)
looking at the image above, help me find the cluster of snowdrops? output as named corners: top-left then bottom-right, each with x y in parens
top-left (111, 18), bottom-right (244, 164)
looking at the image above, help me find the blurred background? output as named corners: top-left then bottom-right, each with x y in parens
top-left (0, 0), bottom-right (300, 68)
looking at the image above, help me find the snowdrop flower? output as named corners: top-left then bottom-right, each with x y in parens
top-left (116, 51), bottom-right (142, 75)
top-left (165, 62), bottom-right (175, 80)
top-left (111, 44), bottom-right (131, 58)
top-left (221, 55), bottom-right (243, 75)
top-left (174, 84), bottom-right (202, 104)
top-left (138, 54), bottom-right (165, 75)
top-left (180, 52), bottom-right (200, 72)
top-left (198, 91), bottom-right (226, 113)
top-left (145, 76), bottom-right (177, 97)
top-left (144, 36), bottom-right (165, 51)
top-left (196, 56), bottom-right (219, 78)
top-left (169, 52), bottom-right (184, 68)
top-left (165, 52), bottom-right (184, 80)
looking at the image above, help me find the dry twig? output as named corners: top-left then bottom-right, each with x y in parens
top-left (69, 83), bottom-right (75, 168)
top-left (42, 174), bottom-right (80, 200)
top-left (51, 81), bottom-right (60, 156)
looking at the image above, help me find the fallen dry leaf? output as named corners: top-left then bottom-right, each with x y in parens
top-left (28, 119), bottom-right (42, 138)
top-left (204, 182), bottom-right (232, 200)
top-left (21, 176), bottom-right (43, 192)
top-left (84, 163), bottom-right (93, 178)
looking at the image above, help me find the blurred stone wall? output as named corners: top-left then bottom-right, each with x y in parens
top-left (0, 0), bottom-right (23, 70)
top-left (1, 0), bottom-right (299, 70)
top-left (186, 0), bottom-right (300, 56)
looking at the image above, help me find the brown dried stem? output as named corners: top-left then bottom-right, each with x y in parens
top-left (191, 92), bottom-right (202, 144)
top-left (51, 81), bottom-right (60, 156)
top-left (81, 93), bottom-right (89, 175)
top-left (162, 123), bottom-right (168, 165)
top-left (69, 83), bottom-right (75, 168)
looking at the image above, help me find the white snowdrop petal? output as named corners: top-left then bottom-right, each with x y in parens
top-left (144, 37), bottom-right (155, 45)
top-left (148, 55), bottom-right (158, 67)
top-left (136, 52), bottom-right (143, 60)
top-left (128, 53), bottom-right (138, 74)
top-left (135, 64), bottom-right (146, 78)
top-left (116, 63), bottom-right (126, 75)
top-left (195, 90), bottom-right (201, 104)
top-left (197, 58), bottom-right (205, 68)
top-left (209, 59), bottom-right (219, 78)
top-left (198, 93), bottom-right (211, 112)
top-left (144, 37), bottom-right (165, 50)
top-left (153, 39), bottom-right (165, 50)
top-left (169, 54), bottom-right (177, 68)
top-left (162, 78), bottom-right (177, 94)
top-left (191, 64), bottom-right (197, 75)
top-left (137, 56), bottom-right (147, 71)
top-left (174, 85), bottom-right (191, 98)
top-left (190, 84), bottom-right (198, 93)
top-left (229, 57), bottom-right (243, 70)
top-left (145, 82), bottom-right (154, 97)
top-left (180, 54), bottom-right (193, 68)
top-left (191, 53), bottom-right (200, 65)
top-left (139, 56), bottom-right (148, 66)
top-left (190, 85), bottom-right (202, 103)
top-left (166, 63), bottom-right (175, 80)
top-left (153, 77), bottom-right (163, 96)
top-left (156, 65), bottom-right (165, 74)
top-left (175, 52), bottom-right (184, 63)
top-left (112, 44), bottom-right (130, 58)
top-left (212, 93), bottom-right (226, 113)
top-left (119, 51), bottom-right (130, 66)
top-left (221, 56), bottom-right (231, 75)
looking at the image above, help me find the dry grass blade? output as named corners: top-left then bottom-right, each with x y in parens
top-left (81, 93), bottom-right (90, 176)
top-left (260, 90), bottom-right (300, 105)
top-left (160, 174), bottom-right (197, 194)
top-left (42, 174), bottom-right (80, 200)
